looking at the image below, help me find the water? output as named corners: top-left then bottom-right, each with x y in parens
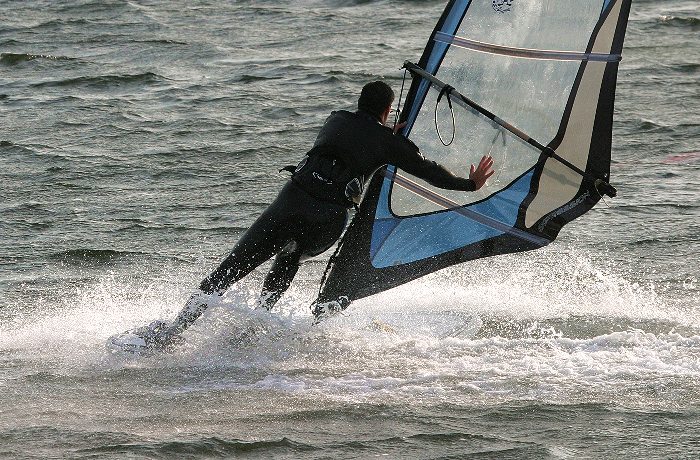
top-left (1, 0), bottom-right (699, 458)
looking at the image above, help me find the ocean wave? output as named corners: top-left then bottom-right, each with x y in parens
top-left (113, 222), bottom-right (248, 234)
top-left (235, 74), bottom-right (283, 84)
top-left (346, 432), bottom-right (533, 457)
top-left (289, 73), bottom-right (342, 86)
top-left (635, 119), bottom-right (675, 133)
top-left (30, 72), bottom-right (167, 89)
top-left (26, 18), bottom-right (93, 30)
top-left (52, 181), bottom-right (94, 190)
top-left (0, 52), bottom-right (76, 66)
top-left (50, 249), bottom-right (144, 266)
top-left (56, 0), bottom-right (131, 15)
top-left (132, 38), bottom-right (188, 46)
top-left (10, 220), bottom-right (53, 231)
top-left (229, 64), bottom-right (350, 88)
top-left (614, 202), bottom-right (699, 213)
top-left (626, 235), bottom-right (700, 250)
top-left (0, 426), bottom-right (135, 457)
top-left (0, 141), bottom-right (75, 164)
top-left (673, 63), bottom-right (700, 74)
top-left (0, 140), bottom-right (36, 155)
top-left (81, 436), bottom-right (315, 457)
top-left (473, 314), bottom-right (700, 341)
top-left (260, 106), bottom-right (302, 119)
top-left (0, 38), bottom-right (22, 47)
top-left (0, 200), bottom-right (51, 214)
top-left (1, 428), bottom-right (315, 459)
top-left (657, 15), bottom-right (700, 29)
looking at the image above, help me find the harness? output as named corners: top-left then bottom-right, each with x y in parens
top-left (281, 145), bottom-right (364, 209)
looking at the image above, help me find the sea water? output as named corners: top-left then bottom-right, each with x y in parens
top-left (1, 0), bottom-right (699, 458)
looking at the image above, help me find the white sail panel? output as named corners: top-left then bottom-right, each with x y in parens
top-left (525, 0), bottom-right (626, 227)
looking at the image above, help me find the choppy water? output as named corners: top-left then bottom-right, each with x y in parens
top-left (1, 0), bottom-right (699, 458)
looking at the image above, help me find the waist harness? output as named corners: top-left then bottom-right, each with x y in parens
top-left (281, 145), bottom-right (364, 209)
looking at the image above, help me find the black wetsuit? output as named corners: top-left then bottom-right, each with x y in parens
top-left (199, 180), bottom-right (348, 307)
top-left (198, 110), bottom-right (475, 310)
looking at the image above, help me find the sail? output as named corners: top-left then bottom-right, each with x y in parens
top-left (315, 0), bottom-right (632, 306)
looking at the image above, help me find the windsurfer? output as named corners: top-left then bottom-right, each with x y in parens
top-left (119, 81), bottom-right (494, 350)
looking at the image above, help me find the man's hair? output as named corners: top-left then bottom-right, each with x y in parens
top-left (358, 81), bottom-right (394, 119)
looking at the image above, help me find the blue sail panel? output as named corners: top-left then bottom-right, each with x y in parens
top-left (370, 170), bottom-right (536, 268)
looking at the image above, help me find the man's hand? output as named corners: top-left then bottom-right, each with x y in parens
top-left (469, 155), bottom-right (495, 190)
top-left (392, 121), bottom-right (407, 134)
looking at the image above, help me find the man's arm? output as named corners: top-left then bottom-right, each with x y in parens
top-left (387, 136), bottom-right (494, 191)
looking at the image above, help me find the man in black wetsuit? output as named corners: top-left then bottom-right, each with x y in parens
top-left (124, 81), bottom-right (493, 349)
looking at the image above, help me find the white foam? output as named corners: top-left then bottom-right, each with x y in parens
top-left (1, 249), bottom-right (698, 408)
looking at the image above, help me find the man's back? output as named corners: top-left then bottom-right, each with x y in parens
top-left (314, 110), bottom-right (476, 192)
top-left (313, 110), bottom-right (419, 179)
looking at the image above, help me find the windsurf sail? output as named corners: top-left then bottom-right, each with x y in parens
top-left (314, 0), bottom-right (632, 308)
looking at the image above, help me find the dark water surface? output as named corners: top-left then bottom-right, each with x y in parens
top-left (2, 0), bottom-right (699, 458)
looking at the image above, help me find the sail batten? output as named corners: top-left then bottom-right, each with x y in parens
top-left (313, 0), bottom-right (632, 308)
top-left (434, 32), bottom-right (622, 62)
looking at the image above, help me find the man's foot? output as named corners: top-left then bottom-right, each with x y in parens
top-left (107, 320), bottom-right (183, 355)
top-left (311, 296), bottom-right (350, 324)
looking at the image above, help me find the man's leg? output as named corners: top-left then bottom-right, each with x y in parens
top-left (257, 242), bottom-right (302, 311)
top-left (168, 213), bottom-right (292, 336)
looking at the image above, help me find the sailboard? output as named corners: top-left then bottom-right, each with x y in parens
top-left (313, 0), bottom-right (633, 312)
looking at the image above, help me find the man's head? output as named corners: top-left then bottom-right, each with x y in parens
top-left (358, 81), bottom-right (394, 123)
